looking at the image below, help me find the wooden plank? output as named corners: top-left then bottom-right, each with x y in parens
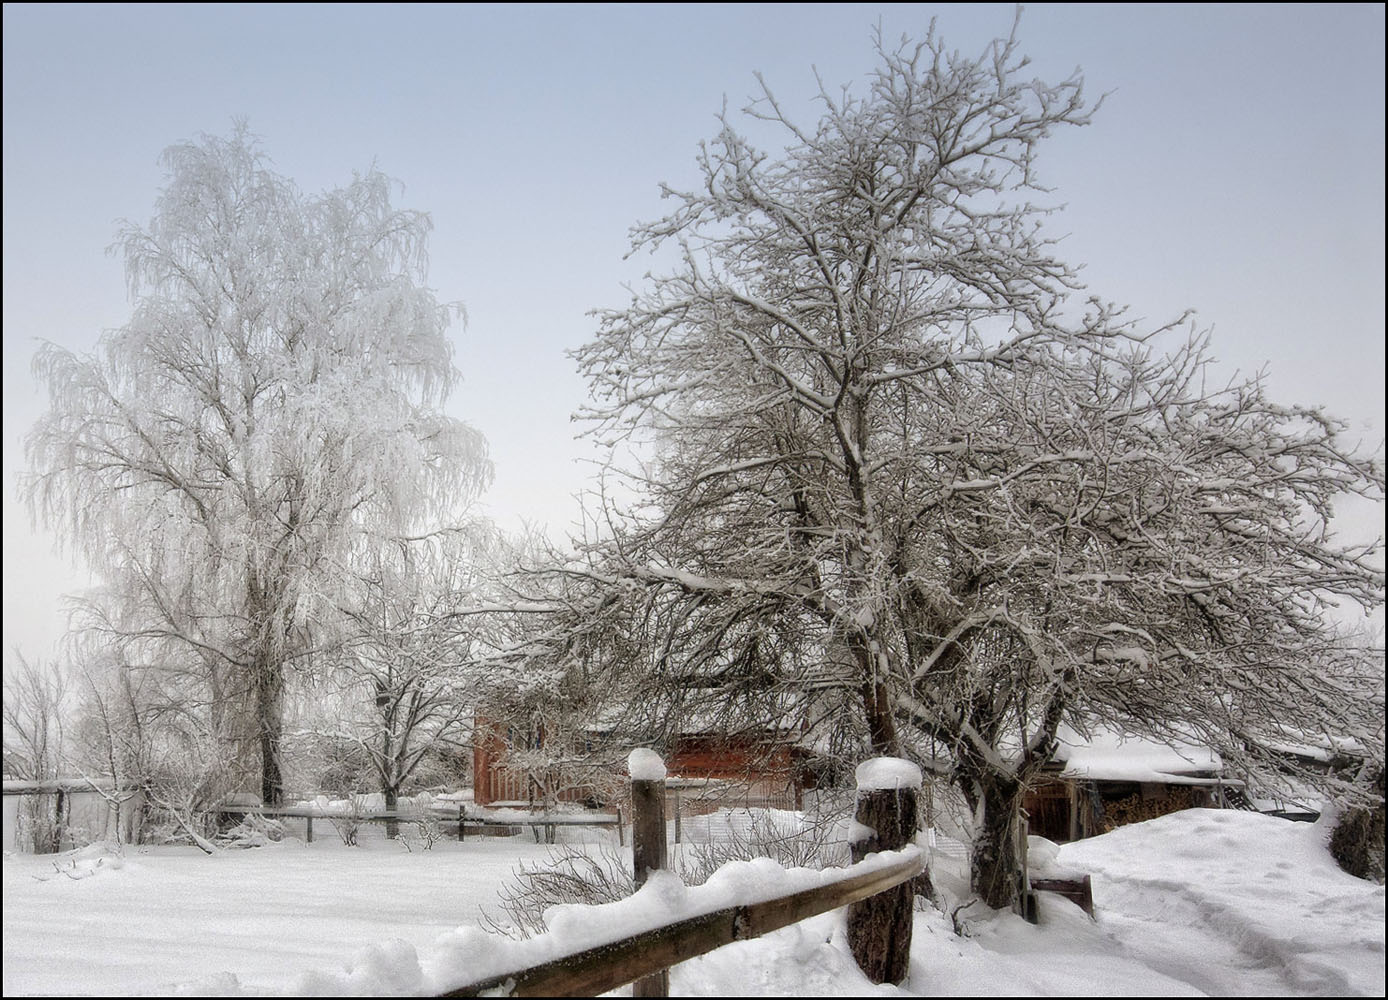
top-left (1030, 875), bottom-right (1095, 918)
top-left (439, 851), bottom-right (923, 998)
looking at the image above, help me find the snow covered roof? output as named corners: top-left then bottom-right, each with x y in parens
top-left (1259, 727), bottom-right (1368, 763)
top-left (1053, 723), bottom-right (1223, 783)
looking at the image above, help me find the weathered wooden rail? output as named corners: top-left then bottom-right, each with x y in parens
top-left (439, 850), bottom-right (923, 997)
top-left (438, 753), bottom-right (927, 997)
top-left (1029, 875), bottom-right (1095, 919)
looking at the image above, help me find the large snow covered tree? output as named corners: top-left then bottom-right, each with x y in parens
top-left (576, 25), bottom-right (1384, 908)
top-left (26, 126), bottom-right (490, 804)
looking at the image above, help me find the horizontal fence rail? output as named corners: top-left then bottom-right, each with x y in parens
top-left (2, 778), bottom-right (132, 795)
top-left (214, 804), bottom-right (619, 825)
top-left (439, 848), bottom-right (923, 997)
top-left (212, 803), bottom-right (623, 844)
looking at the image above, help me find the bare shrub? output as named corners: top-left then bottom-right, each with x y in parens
top-left (484, 841), bottom-right (634, 938)
top-left (487, 806), bottom-right (853, 937)
top-left (328, 795), bottom-right (371, 846)
top-left (396, 802), bottom-right (444, 852)
top-left (679, 809), bottom-right (849, 886)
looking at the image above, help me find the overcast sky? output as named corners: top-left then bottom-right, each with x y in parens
top-left (3, 3), bottom-right (1384, 659)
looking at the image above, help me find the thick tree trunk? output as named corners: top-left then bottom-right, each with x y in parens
top-left (255, 660), bottom-right (285, 806)
top-left (384, 786), bottom-right (400, 840)
top-left (851, 634), bottom-right (899, 756)
top-left (969, 775), bottom-right (1023, 910)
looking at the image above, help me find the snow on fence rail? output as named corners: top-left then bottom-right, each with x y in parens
top-left (438, 850), bottom-right (923, 997)
top-left (438, 753), bottom-right (926, 997)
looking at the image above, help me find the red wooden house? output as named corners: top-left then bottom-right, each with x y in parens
top-left (472, 709), bottom-right (814, 811)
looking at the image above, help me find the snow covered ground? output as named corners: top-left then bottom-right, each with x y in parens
top-left (2, 809), bottom-right (1382, 997)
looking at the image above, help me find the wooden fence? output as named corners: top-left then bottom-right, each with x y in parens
top-left (438, 753), bottom-right (926, 997)
top-left (214, 802), bottom-right (622, 844)
top-left (2, 778), bottom-right (142, 853)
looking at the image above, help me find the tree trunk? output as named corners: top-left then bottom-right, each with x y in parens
top-left (969, 775), bottom-right (1023, 910)
top-left (852, 634), bottom-right (899, 756)
top-left (384, 786), bottom-right (400, 840)
top-left (256, 661), bottom-right (285, 806)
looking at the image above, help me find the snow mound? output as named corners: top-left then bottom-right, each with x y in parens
top-left (1061, 809), bottom-right (1385, 996)
top-left (627, 748), bottom-right (667, 781)
top-left (855, 757), bottom-right (923, 791)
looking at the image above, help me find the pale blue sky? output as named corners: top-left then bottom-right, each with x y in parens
top-left (4, 3), bottom-right (1384, 657)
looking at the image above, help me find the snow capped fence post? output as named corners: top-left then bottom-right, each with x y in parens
top-left (848, 758), bottom-right (922, 985)
top-left (628, 749), bottom-right (670, 997)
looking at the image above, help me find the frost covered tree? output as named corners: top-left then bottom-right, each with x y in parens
top-left (26, 126), bottom-right (490, 804)
top-left (576, 24), bottom-right (1384, 909)
top-left (323, 529), bottom-right (494, 831)
top-left (2, 654), bottom-right (71, 852)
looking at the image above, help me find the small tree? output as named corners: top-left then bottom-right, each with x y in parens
top-left (2, 653), bottom-right (70, 852)
top-left (328, 530), bottom-right (491, 835)
top-left (26, 125), bottom-right (490, 804)
top-left (68, 651), bottom-right (247, 853)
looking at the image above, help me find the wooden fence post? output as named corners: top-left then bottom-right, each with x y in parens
top-left (628, 749), bottom-right (669, 998)
top-left (847, 758), bottom-right (922, 986)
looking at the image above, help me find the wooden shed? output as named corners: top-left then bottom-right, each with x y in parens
top-left (1023, 726), bottom-right (1230, 842)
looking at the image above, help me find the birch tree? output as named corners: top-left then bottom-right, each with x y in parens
top-left (576, 24), bottom-right (1384, 909)
top-left (26, 126), bottom-right (490, 804)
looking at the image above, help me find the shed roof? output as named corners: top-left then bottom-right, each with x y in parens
top-left (1053, 723), bottom-right (1223, 783)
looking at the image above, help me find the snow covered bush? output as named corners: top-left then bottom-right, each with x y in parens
top-left (1329, 765), bottom-right (1386, 883)
top-left (217, 813), bottom-right (287, 849)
